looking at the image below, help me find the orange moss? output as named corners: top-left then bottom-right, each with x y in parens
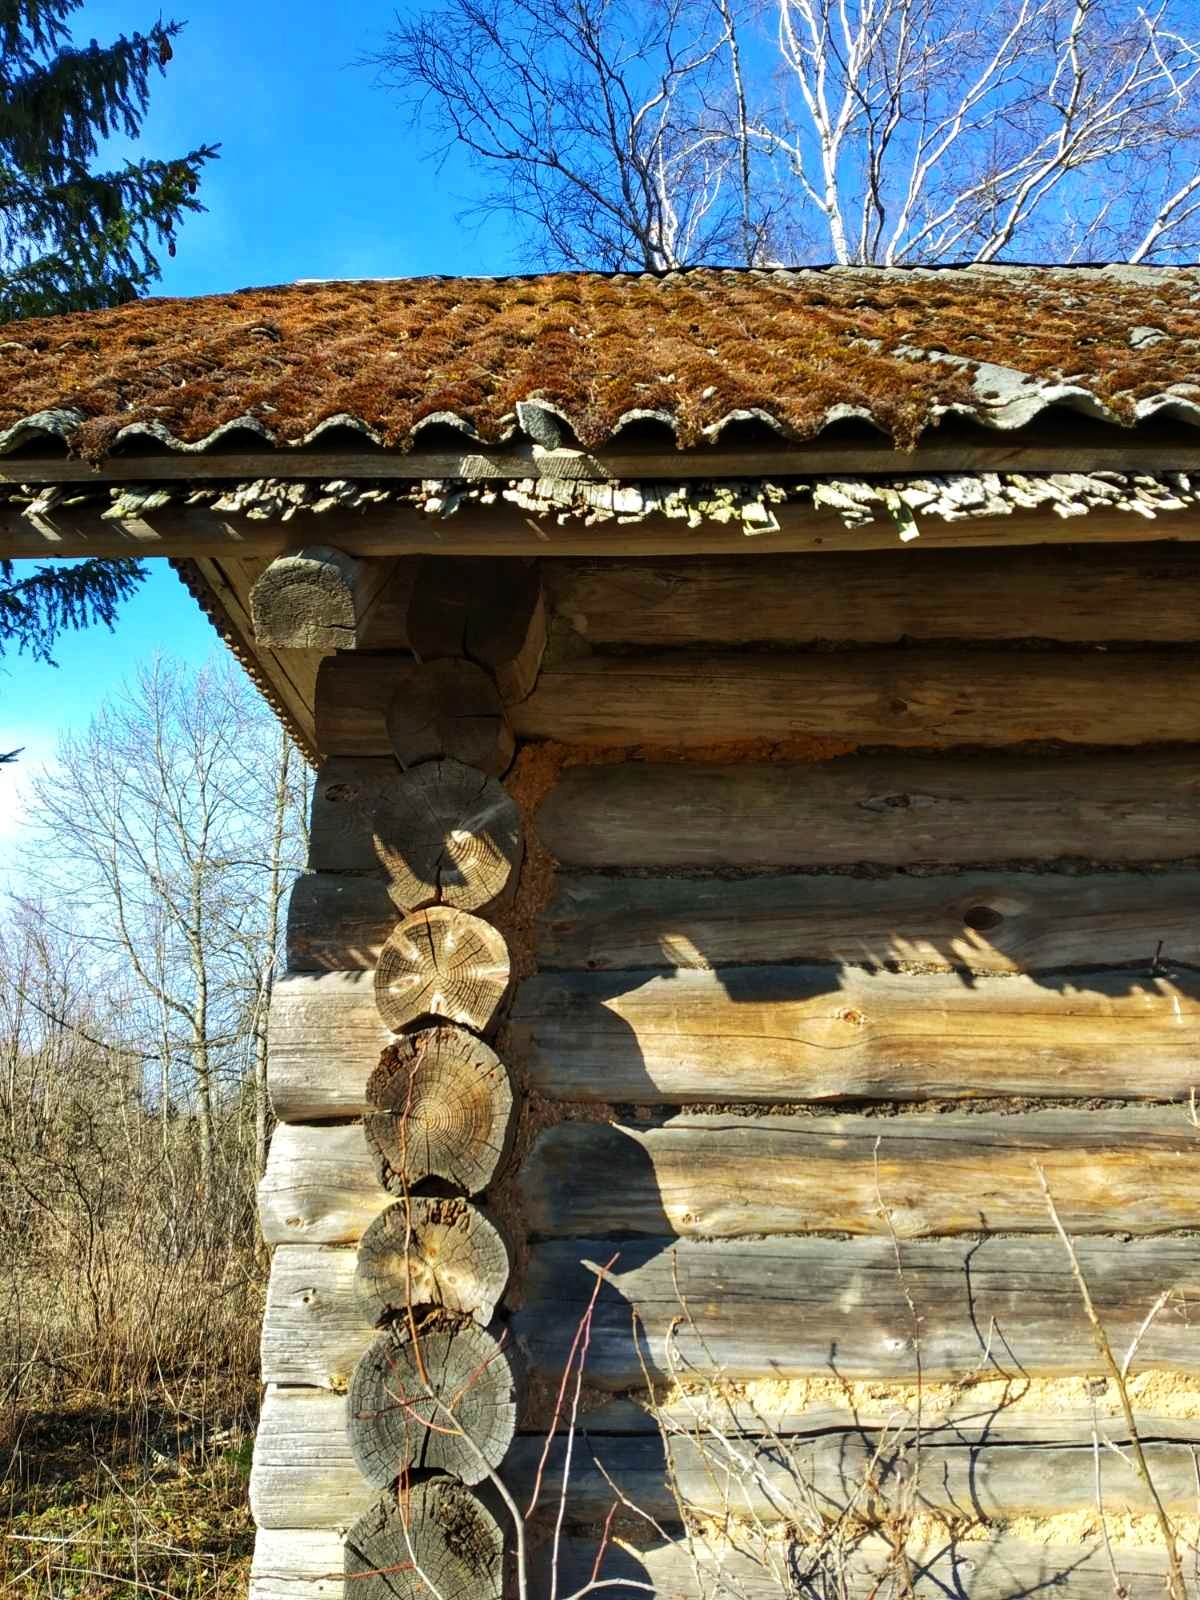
top-left (0, 267), bottom-right (1195, 459)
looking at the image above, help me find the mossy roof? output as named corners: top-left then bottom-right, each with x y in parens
top-left (1, 263), bottom-right (1199, 462)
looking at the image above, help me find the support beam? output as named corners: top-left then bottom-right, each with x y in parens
top-left (248, 546), bottom-right (390, 649)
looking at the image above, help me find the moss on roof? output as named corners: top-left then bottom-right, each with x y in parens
top-left (0, 264), bottom-right (1198, 460)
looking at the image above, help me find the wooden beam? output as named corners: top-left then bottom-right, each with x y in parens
top-left (11, 436), bottom-right (1200, 488)
top-left (261, 1245), bottom-right (370, 1388)
top-left (538, 869), bottom-right (1200, 975)
top-left (534, 752), bottom-right (1200, 869)
top-left (515, 1234), bottom-right (1200, 1387)
top-left (543, 545), bottom-right (1200, 646)
top-left (248, 546), bottom-right (392, 650)
top-left (318, 648), bottom-right (1200, 755)
top-left (512, 964), bottom-right (1200, 1105)
top-left (254, 1108), bottom-right (1200, 1244)
top-left (249, 1386), bottom-right (1200, 1531)
top-left (257, 1121), bottom-right (390, 1245)
top-left (261, 1235), bottom-right (1200, 1390)
top-left (251, 1524), bottom-right (1193, 1600)
top-left (266, 970), bottom-right (390, 1122)
top-left (519, 1110), bottom-right (1200, 1240)
top-left (8, 495), bottom-right (1200, 560)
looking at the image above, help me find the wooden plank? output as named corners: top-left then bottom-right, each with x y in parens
top-left (520, 1110), bottom-right (1200, 1240)
top-left (261, 1245), bottom-right (373, 1388)
top-left (250, 1529), bottom-right (344, 1600)
top-left (514, 1235), bottom-right (1200, 1387)
top-left (267, 971), bottom-right (391, 1122)
top-left (249, 1384), bottom-right (1200, 1528)
top-left (535, 752), bottom-right (1200, 869)
top-left (539, 869), bottom-right (1200, 974)
top-left (258, 1122), bottom-right (390, 1245)
top-left (508, 650), bottom-right (1200, 750)
top-left (545, 545), bottom-right (1200, 646)
top-left (512, 965), bottom-right (1200, 1104)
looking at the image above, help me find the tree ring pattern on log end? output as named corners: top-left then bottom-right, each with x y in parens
top-left (349, 1322), bottom-right (517, 1488)
top-left (364, 1025), bottom-right (514, 1196)
top-left (374, 908), bottom-right (510, 1035)
top-left (372, 758), bottom-right (522, 914)
top-left (386, 659), bottom-right (514, 777)
top-left (356, 1197), bottom-right (510, 1326)
top-left (344, 1480), bottom-right (503, 1600)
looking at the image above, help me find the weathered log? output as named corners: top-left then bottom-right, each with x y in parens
top-left (248, 1385), bottom-right (1200, 1531)
top-left (535, 752), bottom-right (1200, 869)
top-left (257, 1108), bottom-right (1200, 1246)
top-left (268, 972), bottom-right (391, 1121)
top-left (372, 758), bottom-right (522, 914)
top-left (287, 866), bottom-right (1200, 977)
top-left (251, 1524), bottom-right (1196, 1600)
top-left (548, 1533), bottom-right (1197, 1600)
top-left (511, 964), bottom-right (1200, 1104)
top-left (348, 1322), bottom-right (517, 1487)
top-left (386, 658), bottom-right (514, 774)
top-left (356, 1197), bottom-right (510, 1325)
top-left (264, 1235), bottom-right (1200, 1395)
top-left (511, 649), bottom-right (1200, 748)
top-left (250, 1388), bottom-right (362, 1530)
top-left (249, 545), bottom-right (387, 650)
top-left (261, 1245), bottom-right (372, 1387)
top-left (543, 546), bottom-right (1200, 647)
top-left (286, 874), bottom-right (395, 971)
top-left (345, 1481), bottom-right (504, 1600)
top-left (408, 556), bottom-right (547, 702)
top-left (539, 868), bottom-right (1200, 975)
top-left (354, 557), bottom-right (419, 650)
top-left (375, 909), bottom-right (510, 1034)
top-left (519, 1110), bottom-right (1200, 1240)
top-left (258, 1121), bottom-right (391, 1245)
top-left (364, 1025), bottom-right (514, 1194)
top-left (514, 1235), bottom-right (1200, 1388)
top-left (507, 1429), bottom-right (1200, 1525)
top-left (307, 758), bottom-right (399, 871)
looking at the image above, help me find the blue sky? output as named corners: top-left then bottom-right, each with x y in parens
top-left (1, 0), bottom-right (524, 858)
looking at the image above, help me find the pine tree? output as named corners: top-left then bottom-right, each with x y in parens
top-left (0, 1), bottom-right (218, 320)
top-left (1, 555), bottom-right (146, 759)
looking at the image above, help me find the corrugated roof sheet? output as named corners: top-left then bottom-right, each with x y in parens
top-left (1, 264), bottom-right (1199, 461)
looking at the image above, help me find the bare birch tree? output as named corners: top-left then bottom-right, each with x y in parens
top-left (375, 0), bottom-right (1200, 266)
top-left (20, 656), bottom-right (308, 1201)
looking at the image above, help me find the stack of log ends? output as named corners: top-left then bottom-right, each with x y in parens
top-left (372, 759), bottom-right (522, 914)
top-left (374, 909), bottom-right (510, 1036)
top-left (355, 1198), bottom-right (510, 1326)
top-left (344, 1481), bottom-right (503, 1600)
top-left (408, 556), bottom-right (546, 704)
top-left (249, 546), bottom-right (373, 651)
top-left (386, 659), bottom-right (514, 777)
top-left (364, 1025), bottom-right (514, 1194)
top-left (348, 1321), bottom-right (517, 1487)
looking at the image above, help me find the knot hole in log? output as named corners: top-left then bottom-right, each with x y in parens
top-left (963, 903), bottom-right (1004, 932)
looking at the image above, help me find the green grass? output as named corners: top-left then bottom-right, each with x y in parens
top-left (1, 1401), bottom-right (256, 1599)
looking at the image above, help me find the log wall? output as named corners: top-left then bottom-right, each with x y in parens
top-left (252, 543), bottom-right (1200, 1600)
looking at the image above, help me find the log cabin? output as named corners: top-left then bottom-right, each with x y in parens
top-left (4, 263), bottom-right (1200, 1596)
